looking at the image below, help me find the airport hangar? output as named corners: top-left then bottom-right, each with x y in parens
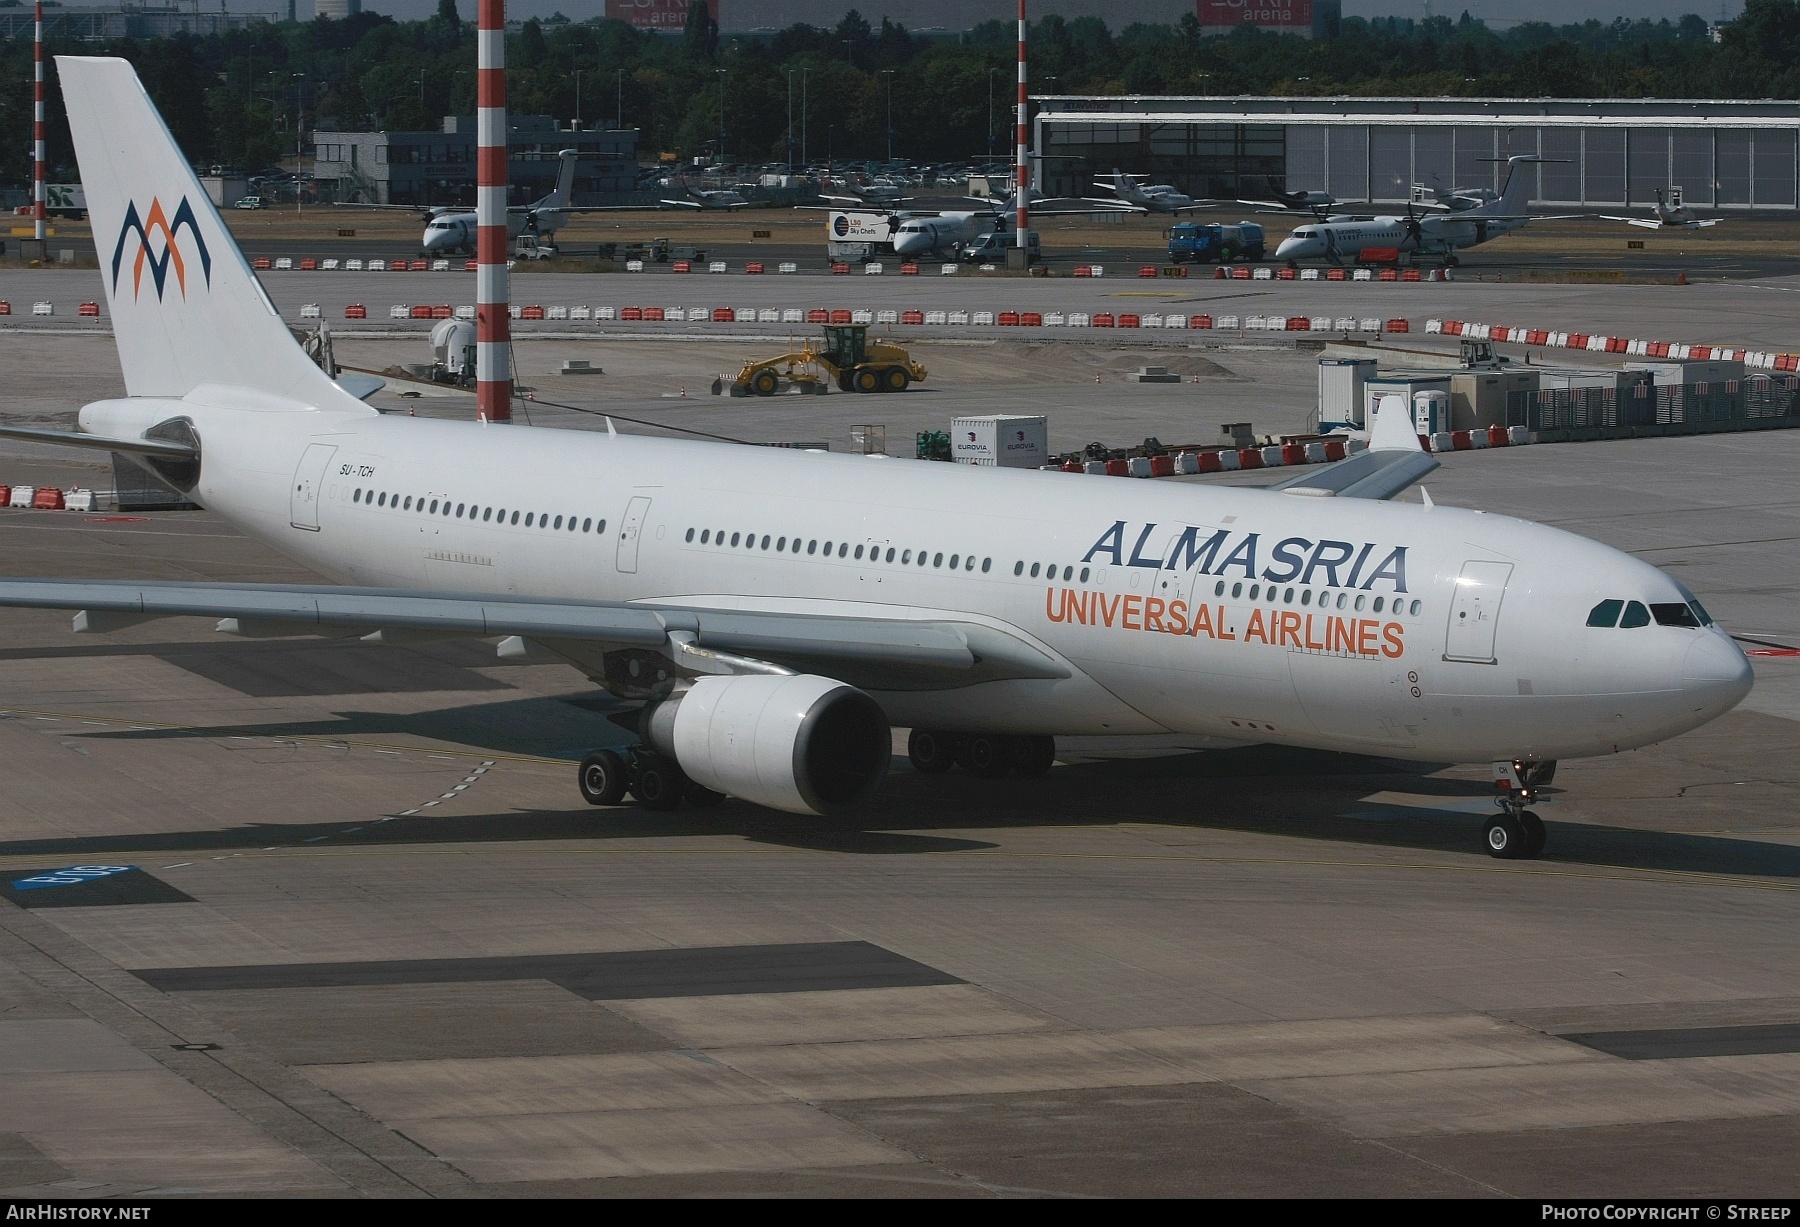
top-left (1034, 94), bottom-right (1800, 211)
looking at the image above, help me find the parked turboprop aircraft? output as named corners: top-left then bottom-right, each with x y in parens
top-left (659, 185), bottom-right (751, 210)
top-left (337, 149), bottom-right (585, 255)
top-left (882, 191), bottom-right (1127, 257)
top-left (1239, 183), bottom-right (1340, 216)
top-left (1600, 187), bottom-right (1721, 230)
top-left (1275, 156), bottom-right (1558, 267)
top-left (0, 58), bottom-right (1755, 862)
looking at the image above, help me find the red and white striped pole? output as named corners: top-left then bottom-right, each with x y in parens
top-left (1014, 0), bottom-right (1027, 259)
top-left (34, 0), bottom-right (46, 244)
top-left (475, 0), bottom-right (511, 423)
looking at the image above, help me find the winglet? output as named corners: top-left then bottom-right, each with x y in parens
top-left (1368, 394), bottom-right (1423, 453)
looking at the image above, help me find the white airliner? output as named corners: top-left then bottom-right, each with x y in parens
top-left (658, 186), bottom-right (751, 210)
top-left (887, 191), bottom-right (1125, 258)
top-left (0, 59), bottom-right (1755, 861)
top-left (1601, 187), bottom-right (1721, 231)
top-left (338, 149), bottom-right (585, 255)
top-left (1276, 155), bottom-right (1556, 267)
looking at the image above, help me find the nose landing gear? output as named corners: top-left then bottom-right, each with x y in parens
top-left (1485, 760), bottom-right (1554, 859)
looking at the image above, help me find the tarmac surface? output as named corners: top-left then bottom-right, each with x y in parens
top-left (0, 271), bottom-right (1799, 1198)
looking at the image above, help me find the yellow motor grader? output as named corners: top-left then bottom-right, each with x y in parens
top-left (713, 324), bottom-right (927, 397)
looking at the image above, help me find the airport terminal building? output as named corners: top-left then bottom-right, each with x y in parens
top-left (312, 116), bottom-right (636, 207)
top-left (1035, 96), bottom-right (1800, 210)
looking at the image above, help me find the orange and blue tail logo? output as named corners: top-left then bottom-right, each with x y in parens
top-left (110, 197), bottom-right (211, 301)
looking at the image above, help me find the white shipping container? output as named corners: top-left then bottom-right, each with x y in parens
top-left (1318, 357), bottom-right (1378, 428)
top-left (951, 414), bottom-right (1047, 468)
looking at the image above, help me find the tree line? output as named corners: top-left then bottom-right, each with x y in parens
top-left (4, 0), bottom-right (1800, 185)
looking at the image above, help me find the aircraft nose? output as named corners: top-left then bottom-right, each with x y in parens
top-left (1681, 632), bottom-right (1754, 713)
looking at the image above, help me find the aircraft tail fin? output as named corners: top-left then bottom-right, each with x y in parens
top-left (535, 150), bottom-right (579, 210)
top-left (57, 57), bottom-right (356, 407)
top-left (1491, 154), bottom-right (1543, 218)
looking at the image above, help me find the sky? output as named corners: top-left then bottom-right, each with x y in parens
top-left (41, 1), bottom-right (1750, 27)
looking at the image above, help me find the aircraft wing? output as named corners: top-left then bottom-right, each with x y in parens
top-left (332, 202), bottom-right (436, 216)
top-left (1269, 396), bottom-right (1439, 501)
top-left (1693, 218), bottom-right (1721, 228)
top-left (0, 580), bottom-right (1071, 692)
top-left (659, 199), bottom-right (704, 209)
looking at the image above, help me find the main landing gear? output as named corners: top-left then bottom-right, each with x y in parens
top-left (577, 747), bottom-right (724, 811)
top-left (1484, 759), bottom-right (1555, 859)
top-left (908, 730), bottom-right (1056, 780)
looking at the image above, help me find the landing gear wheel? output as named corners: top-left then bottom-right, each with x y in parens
top-left (1484, 813), bottom-right (1528, 859)
top-left (1012, 735), bottom-right (1056, 779)
top-left (684, 779), bottom-right (726, 808)
top-left (631, 754), bottom-right (685, 811)
top-left (1445, 255), bottom-right (1461, 268)
top-left (854, 367), bottom-right (881, 394)
top-left (959, 734), bottom-right (1015, 780)
top-left (908, 729), bottom-right (958, 774)
top-left (577, 750), bottom-right (629, 806)
top-left (883, 366), bottom-right (910, 393)
top-left (751, 369), bottom-right (779, 396)
top-left (1520, 811), bottom-right (1547, 859)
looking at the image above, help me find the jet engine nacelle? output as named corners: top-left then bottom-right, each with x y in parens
top-left (642, 674), bottom-right (890, 816)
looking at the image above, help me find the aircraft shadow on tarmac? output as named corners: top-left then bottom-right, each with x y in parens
top-left (19, 698), bottom-right (1800, 876)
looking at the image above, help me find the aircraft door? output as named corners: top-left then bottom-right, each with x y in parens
top-left (1443, 560), bottom-right (1513, 663)
top-left (289, 443), bottom-right (337, 531)
top-left (616, 495), bottom-right (652, 574)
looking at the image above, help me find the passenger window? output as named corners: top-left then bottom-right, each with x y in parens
top-left (1214, 580), bottom-right (1225, 596)
top-left (1079, 567), bottom-right (1089, 582)
top-left (1409, 600), bottom-right (1421, 615)
top-left (982, 558), bottom-right (992, 573)
top-left (885, 548), bottom-right (895, 562)
top-left (554, 516), bottom-right (563, 530)
top-left (1651, 603), bottom-right (1700, 628)
top-left (352, 489), bottom-right (362, 503)
top-left (949, 554), bottom-right (959, 569)
top-left (840, 543), bottom-right (849, 558)
top-left (1587, 600), bottom-right (1623, 628)
top-left (1337, 593), bottom-right (1348, 610)
top-left (1354, 594), bottom-right (1365, 611)
top-left (777, 537), bottom-right (787, 551)
top-left (699, 529), bottom-right (708, 543)
top-left (1621, 601), bottom-right (1651, 628)
top-left (482, 508), bottom-right (493, 522)
top-left (1232, 583), bottom-right (1242, 598)
top-left (809, 540), bottom-right (818, 555)
top-left (918, 552), bottom-right (928, 566)
top-left (1373, 596), bottom-right (1385, 613)
top-left (1301, 590), bottom-right (1312, 606)
top-left (569, 519), bottom-right (577, 532)
top-left (429, 499), bottom-right (438, 513)
top-left (597, 519), bottom-right (606, 534)
top-left (403, 497), bottom-right (412, 510)
top-left (1014, 561), bottom-right (1024, 576)
top-left (456, 503), bottom-right (466, 517)
top-left (377, 492), bottom-right (387, 507)
top-left (933, 553), bottom-right (943, 567)
top-left (584, 518), bottom-right (593, 533)
top-left (1061, 566), bottom-right (1071, 581)
top-left (730, 532), bottom-right (741, 546)
top-left (524, 513), bottom-right (533, 526)
top-left (854, 544), bottom-right (864, 559)
top-left (1249, 584), bottom-right (1260, 599)
top-left (685, 528), bottom-right (695, 542)
top-left (1030, 563), bottom-right (1041, 577)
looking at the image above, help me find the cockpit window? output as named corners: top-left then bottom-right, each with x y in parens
top-left (1620, 600), bottom-right (1651, 628)
top-left (1651, 602), bottom-right (1701, 628)
top-left (1689, 600), bottom-right (1714, 626)
top-left (1586, 599), bottom-right (1622, 628)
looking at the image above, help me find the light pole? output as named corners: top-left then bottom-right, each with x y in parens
top-left (882, 70), bottom-right (894, 163)
top-left (801, 67), bottom-right (810, 167)
top-left (615, 67), bottom-right (623, 131)
top-left (294, 72), bottom-right (307, 214)
top-left (715, 69), bottom-right (725, 165)
top-left (571, 68), bottom-right (582, 129)
top-left (987, 67), bottom-right (997, 160)
top-left (785, 69), bottom-right (794, 170)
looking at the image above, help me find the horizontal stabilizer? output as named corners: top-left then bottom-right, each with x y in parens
top-left (0, 424), bottom-right (194, 458)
